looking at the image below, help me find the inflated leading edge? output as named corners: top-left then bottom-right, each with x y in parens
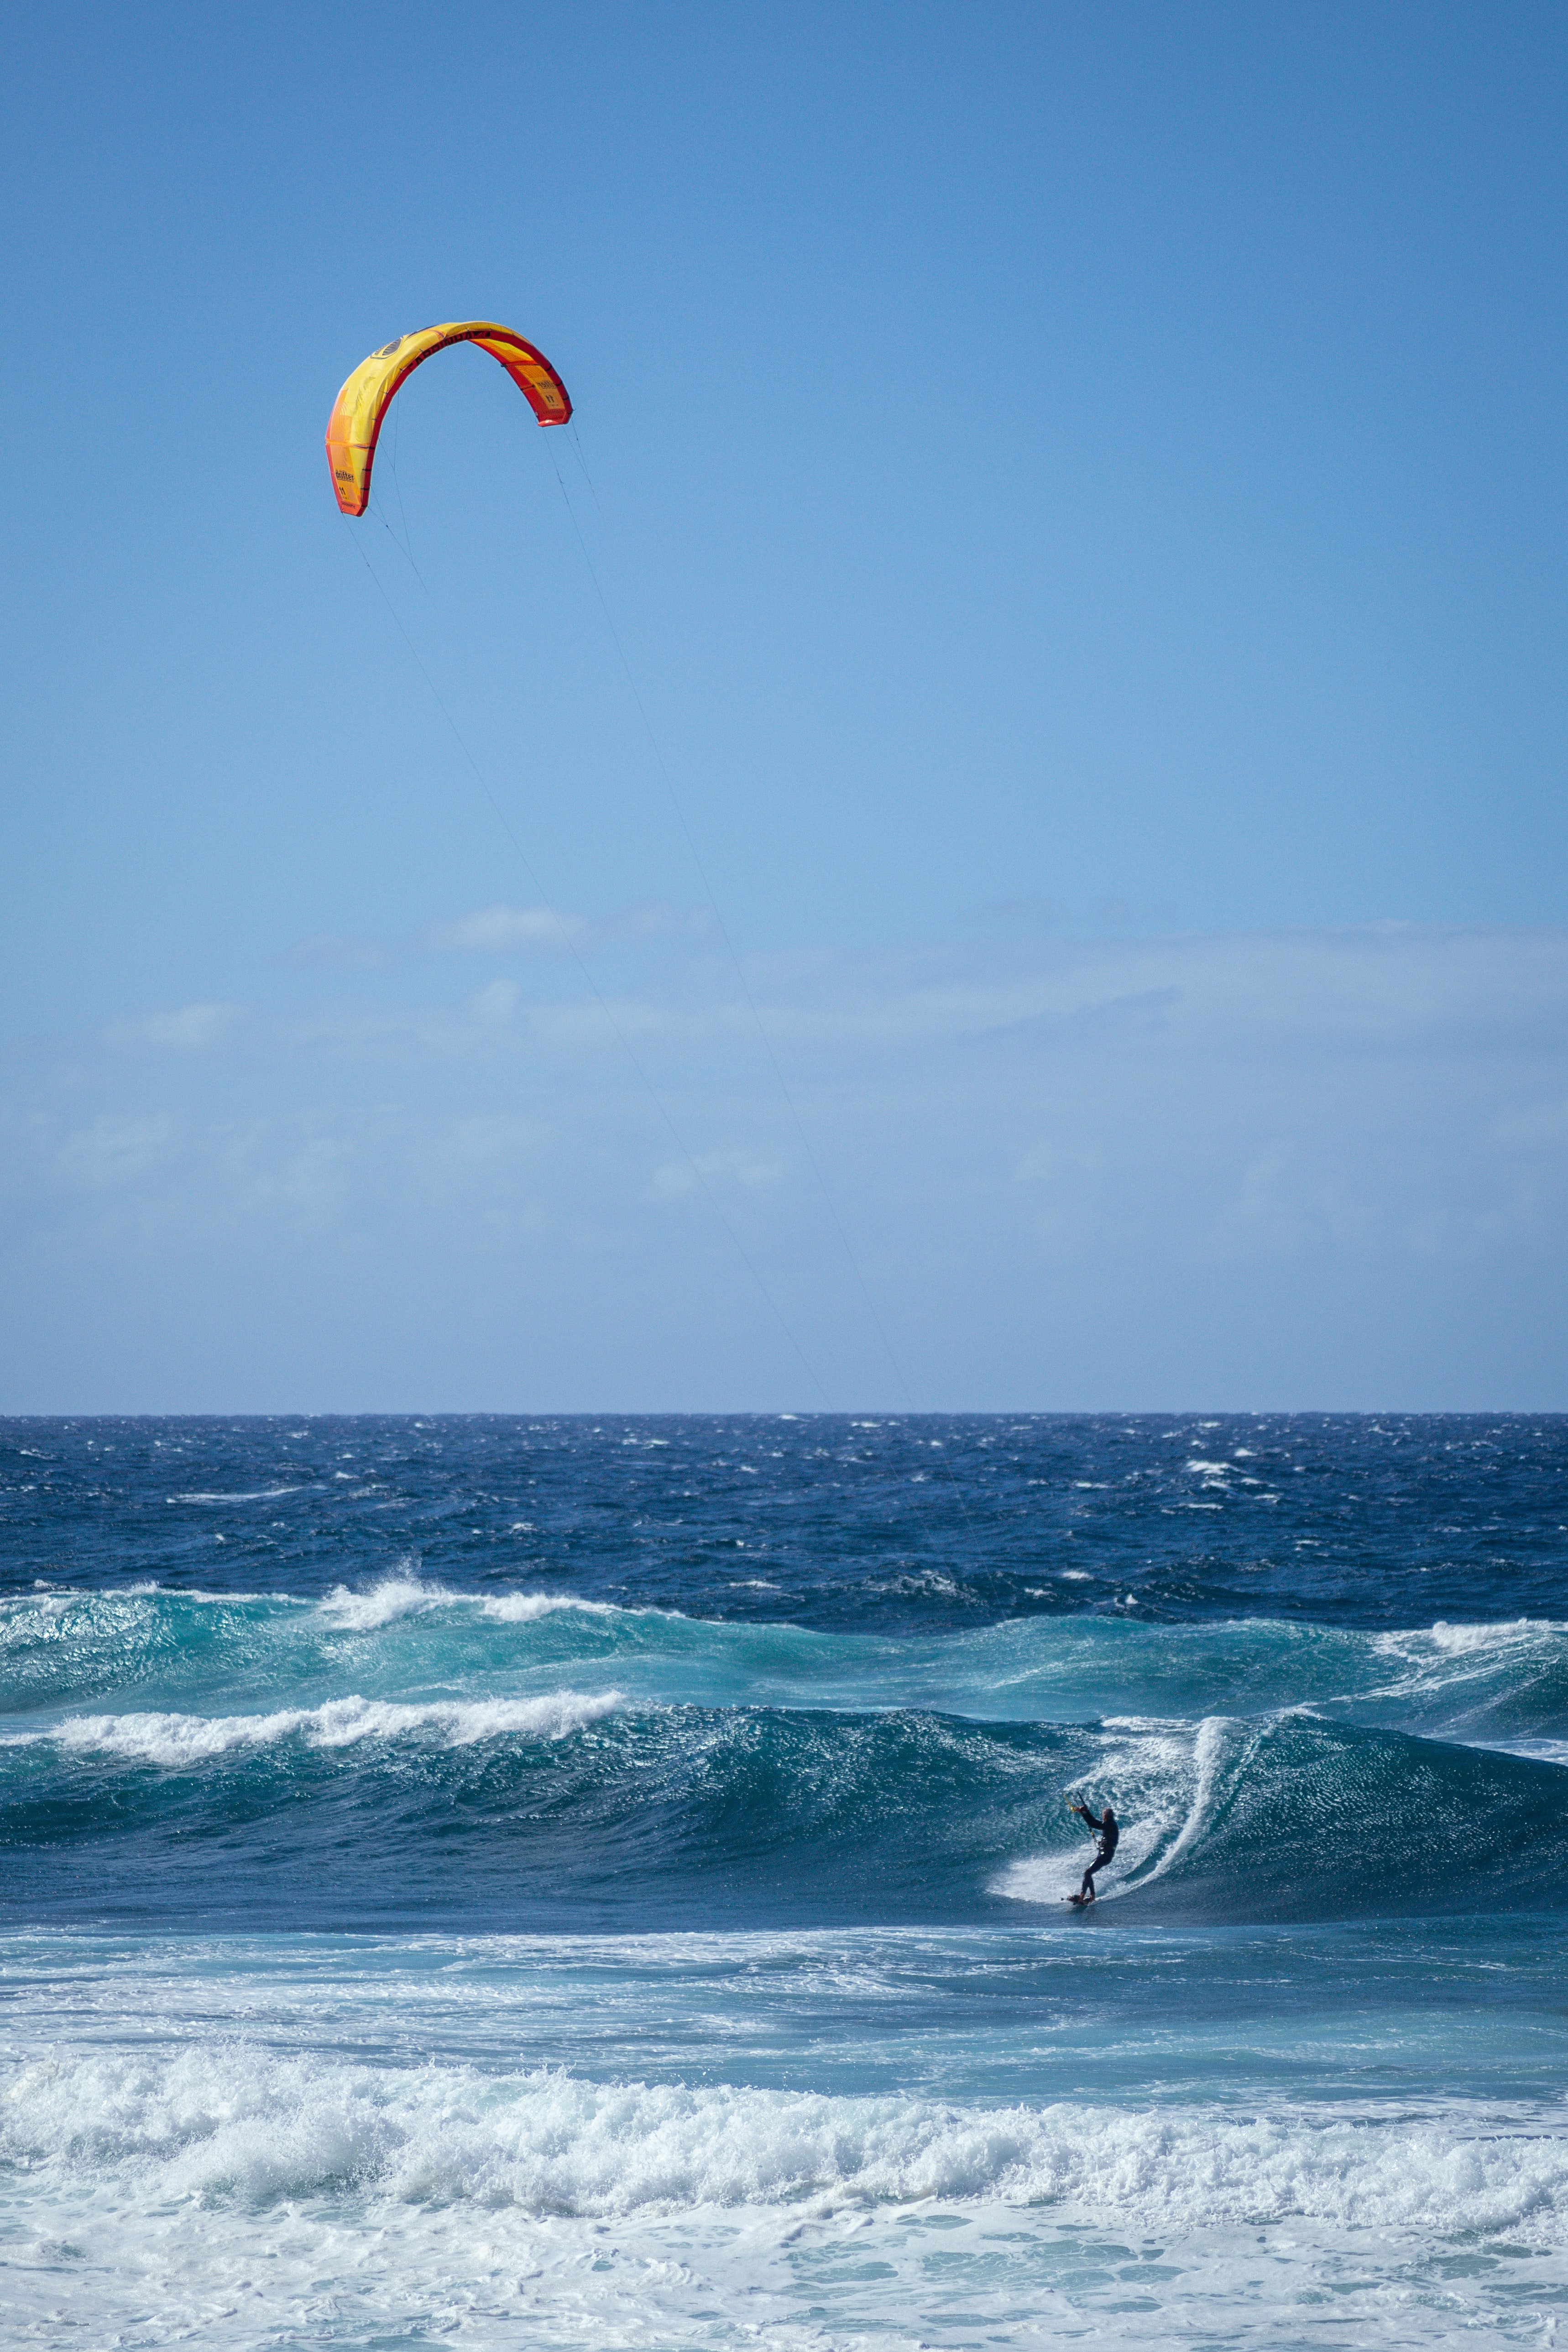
top-left (325, 320), bottom-right (572, 517)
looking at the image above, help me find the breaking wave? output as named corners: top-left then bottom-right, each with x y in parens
top-left (5, 2038), bottom-right (1566, 2239)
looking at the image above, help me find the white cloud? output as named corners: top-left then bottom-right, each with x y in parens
top-left (50, 1113), bottom-right (180, 1191)
top-left (105, 1003), bottom-right (238, 1051)
top-left (10, 924), bottom-right (1568, 1405)
top-left (650, 1150), bottom-right (787, 1203)
top-left (469, 978), bottom-right (523, 1025)
top-left (421, 900), bottom-right (710, 956)
top-left (279, 900), bottom-right (716, 981)
top-left (426, 904), bottom-right (576, 953)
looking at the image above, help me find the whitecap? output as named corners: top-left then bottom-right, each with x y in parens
top-left (316, 1576), bottom-right (445, 1629)
top-left (1422, 1616), bottom-right (1566, 1653)
top-left (47, 1689), bottom-right (625, 1766)
top-left (7, 2043), bottom-right (1568, 2242)
top-left (167, 1487), bottom-right (308, 1505)
top-left (317, 1578), bottom-right (629, 1631)
top-left (480, 1592), bottom-right (621, 1623)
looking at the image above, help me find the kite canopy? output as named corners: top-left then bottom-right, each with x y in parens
top-left (325, 321), bottom-right (572, 517)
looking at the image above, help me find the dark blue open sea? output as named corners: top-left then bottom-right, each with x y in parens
top-left (3, 1415), bottom-right (1567, 2348)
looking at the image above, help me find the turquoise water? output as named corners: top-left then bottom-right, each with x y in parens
top-left (2, 1415), bottom-right (1566, 2346)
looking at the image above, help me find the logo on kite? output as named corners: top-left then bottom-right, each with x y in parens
top-left (324, 320), bottom-right (572, 518)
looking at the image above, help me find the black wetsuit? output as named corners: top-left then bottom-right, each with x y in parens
top-left (1077, 1805), bottom-right (1118, 1900)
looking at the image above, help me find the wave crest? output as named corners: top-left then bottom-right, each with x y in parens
top-left (315, 1577), bottom-right (623, 1632)
top-left (45, 1690), bottom-right (624, 1766)
top-left (6, 2043), bottom-right (1568, 2237)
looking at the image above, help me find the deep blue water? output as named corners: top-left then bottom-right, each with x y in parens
top-left (3, 1415), bottom-right (1566, 2348)
top-left (9, 1410), bottom-right (1567, 1627)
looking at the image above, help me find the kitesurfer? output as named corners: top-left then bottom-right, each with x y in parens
top-left (1069, 1799), bottom-right (1118, 1903)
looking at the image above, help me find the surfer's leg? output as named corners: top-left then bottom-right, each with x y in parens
top-left (1079, 1862), bottom-right (1098, 1899)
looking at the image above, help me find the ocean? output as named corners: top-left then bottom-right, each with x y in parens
top-left (2, 1413), bottom-right (1566, 2348)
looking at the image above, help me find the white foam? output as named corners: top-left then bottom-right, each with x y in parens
top-left (0, 1593), bottom-right (74, 1622)
top-left (46, 1689), bottom-right (625, 1765)
top-left (124, 1580), bottom-right (285, 1605)
top-left (168, 1487), bottom-right (307, 1505)
top-left (0, 1584), bottom-right (281, 1623)
top-left (991, 1714), bottom-right (1236, 1908)
top-left (481, 1592), bottom-right (620, 1623)
top-left (1476, 1738), bottom-right (1568, 1768)
top-left (1422, 1617), bottom-right (1566, 1655)
top-left (0, 1589), bottom-right (285, 1679)
top-left (1360, 1618), bottom-right (1568, 1718)
top-left (5, 2041), bottom-right (1567, 2238)
top-left (5, 1935), bottom-right (1568, 2351)
top-left (318, 1578), bottom-right (634, 1631)
top-left (1365, 1616), bottom-right (1568, 1670)
top-left (316, 1574), bottom-right (443, 1628)
top-left (1135, 1712), bottom-right (1234, 1888)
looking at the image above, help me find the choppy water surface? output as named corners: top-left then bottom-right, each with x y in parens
top-left (2, 1414), bottom-right (1566, 2347)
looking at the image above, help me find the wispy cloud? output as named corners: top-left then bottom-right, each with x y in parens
top-left (104, 1004), bottom-right (239, 1052)
top-left (10, 924), bottom-right (1568, 1405)
top-left (286, 900), bottom-right (712, 969)
top-left (468, 978), bottom-right (523, 1025)
top-left (426, 904), bottom-right (579, 953)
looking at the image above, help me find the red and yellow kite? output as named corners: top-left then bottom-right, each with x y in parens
top-left (325, 321), bottom-right (571, 517)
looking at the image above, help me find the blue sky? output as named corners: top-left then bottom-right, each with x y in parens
top-left (4, 2), bottom-right (1566, 1408)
